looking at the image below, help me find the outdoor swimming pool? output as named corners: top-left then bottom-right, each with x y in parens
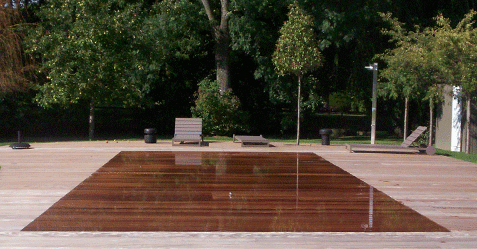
top-left (23, 151), bottom-right (448, 232)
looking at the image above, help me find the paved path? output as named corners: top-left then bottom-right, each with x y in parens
top-left (1, 141), bottom-right (477, 248)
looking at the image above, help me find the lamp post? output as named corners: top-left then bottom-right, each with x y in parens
top-left (365, 63), bottom-right (378, 144)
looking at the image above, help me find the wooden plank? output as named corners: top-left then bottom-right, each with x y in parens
top-left (401, 126), bottom-right (427, 147)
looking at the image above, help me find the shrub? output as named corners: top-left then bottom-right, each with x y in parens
top-left (191, 79), bottom-right (249, 136)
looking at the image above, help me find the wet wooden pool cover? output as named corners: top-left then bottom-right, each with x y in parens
top-left (23, 152), bottom-right (448, 232)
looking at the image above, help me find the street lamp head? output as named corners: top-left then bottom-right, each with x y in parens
top-left (365, 63), bottom-right (378, 71)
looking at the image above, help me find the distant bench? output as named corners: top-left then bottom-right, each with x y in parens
top-left (345, 126), bottom-right (435, 155)
top-left (172, 118), bottom-right (203, 147)
top-left (233, 134), bottom-right (269, 147)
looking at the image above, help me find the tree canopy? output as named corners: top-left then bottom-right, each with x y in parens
top-left (377, 10), bottom-right (477, 152)
top-left (272, 2), bottom-right (323, 77)
top-left (26, 0), bottom-right (151, 139)
top-left (27, 0), bottom-right (148, 108)
top-left (2, 0), bottom-right (477, 143)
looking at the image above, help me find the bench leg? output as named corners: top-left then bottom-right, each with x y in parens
top-left (426, 146), bottom-right (435, 155)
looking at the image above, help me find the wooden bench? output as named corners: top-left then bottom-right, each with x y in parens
top-left (233, 134), bottom-right (269, 147)
top-left (172, 118), bottom-right (203, 147)
top-left (345, 143), bottom-right (435, 155)
top-left (346, 126), bottom-right (435, 155)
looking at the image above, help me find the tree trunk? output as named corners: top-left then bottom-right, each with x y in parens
top-left (404, 97), bottom-right (408, 141)
top-left (429, 99), bottom-right (433, 147)
top-left (199, 0), bottom-right (231, 94)
top-left (216, 29), bottom-right (230, 94)
top-left (89, 102), bottom-right (95, 141)
top-left (466, 97), bottom-right (471, 154)
top-left (297, 75), bottom-right (302, 145)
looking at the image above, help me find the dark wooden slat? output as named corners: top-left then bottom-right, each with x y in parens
top-left (22, 152), bottom-right (448, 232)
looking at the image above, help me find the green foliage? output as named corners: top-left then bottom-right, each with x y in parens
top-left (328, 92), bottom-right (351, 112)
top-left (10, 0), bottom-right (477, 140)
top-left (133, 0), bottom-right (214, 123)
top-left (191, 79), bottom-right (249, 136)
top-left (141, 0), bottom-right (208, 69)
top-left (378, 10), bottom-right (477, 103)
top-left (272, 1), bottom-right (323, 76)
top-left (436, 148), bottom-right (477, 163)
top-left (230, 0), bottom-right (290, 79)
top-left (377, 10), bottom-right (477, 151)
top-left (430, 11), bottom-right (477, 97)
top-left (25, 0), bottom-right (149, 108)
top-left (377, 12), bottom-right (437, 102)
top-left (300, 76), bottom-right (325, 112)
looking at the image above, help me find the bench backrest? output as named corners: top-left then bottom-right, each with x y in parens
top-left (174, 118), bottom-right (202, 136)
top-left (401, 126), bottom-right (427, 147)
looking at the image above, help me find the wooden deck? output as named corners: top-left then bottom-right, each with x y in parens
top-left (1, 141), bottom-right (477, 248)
top-left (21, 151), bottom-right (447, 232)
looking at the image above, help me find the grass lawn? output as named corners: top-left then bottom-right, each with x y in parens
top-left (264, 135), bottom-right (402, 145)
top-left (435, 149), bottom-right (477, 164)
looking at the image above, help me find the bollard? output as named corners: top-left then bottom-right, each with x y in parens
top-left (144, 128), bottom-right (157, 143)
top-left (319, 129), bottom-right (332, 145)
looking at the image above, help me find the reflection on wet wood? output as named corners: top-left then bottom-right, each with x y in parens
top-left (22, 152), bottom-right (449, 232)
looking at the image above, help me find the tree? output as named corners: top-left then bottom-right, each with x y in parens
top-left (0, 1), bottom-right (34, 94)
top-left (430, 11), bottom-right (477, 153)
top-left (378, 11), bottom-right (477, 152)
top-left (378, 12), bottom-right (445, 146)
top-left (272, 1), bottom-right (323, 145)
top-left (25, 0), bottom-right (149, 140)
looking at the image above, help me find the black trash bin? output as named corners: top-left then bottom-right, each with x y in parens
top-left (319, 129), bottom-right (332, 145)
top-left (144, 128), bottom-right (157, 143)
